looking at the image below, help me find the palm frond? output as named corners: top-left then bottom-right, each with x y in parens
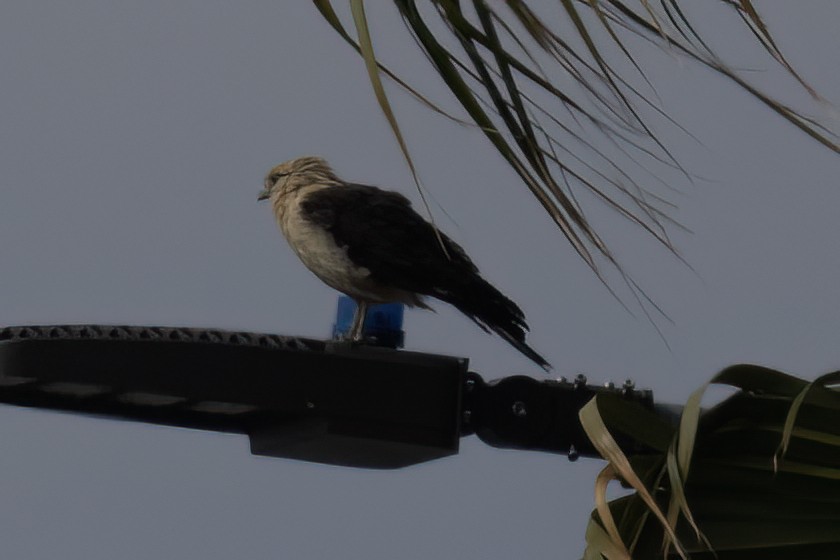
top-left (582, 364), bottom-right (840, 558)
top-left (314, 1), bottom-right (839, 280)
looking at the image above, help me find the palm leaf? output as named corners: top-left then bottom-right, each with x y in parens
top-left (582, 364), bottom-right (840, 558)
top-left (314, 1), bottom-right (839, 280)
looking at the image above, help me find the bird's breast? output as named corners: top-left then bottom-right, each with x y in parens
top-left (277, 197), bottom-right (378, 298)
top-left (272, 186), bottom-right (425, 307)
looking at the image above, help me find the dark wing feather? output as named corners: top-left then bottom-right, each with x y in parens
top-left (300, 184), bottom-right (477, 290)
top-left (300, 184), bottom-right (550, 370)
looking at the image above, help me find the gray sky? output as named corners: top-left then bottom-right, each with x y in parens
top-left (1, 2), bottom-right (839, 559)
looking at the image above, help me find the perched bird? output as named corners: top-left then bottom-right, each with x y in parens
top-left (258, 156), bottom-right (550, 370)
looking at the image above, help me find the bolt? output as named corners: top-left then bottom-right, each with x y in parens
top-left (512, 401), bottom-right (527, 417)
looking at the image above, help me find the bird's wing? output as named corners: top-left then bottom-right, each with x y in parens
top-left (299, 183), bottom-right (478, 293)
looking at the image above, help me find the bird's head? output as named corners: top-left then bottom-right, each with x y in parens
top-left (258, 156), bottom-right (340, 201)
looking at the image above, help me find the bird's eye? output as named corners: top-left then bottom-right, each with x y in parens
top-left (270, 172), bottom-right (287, 184)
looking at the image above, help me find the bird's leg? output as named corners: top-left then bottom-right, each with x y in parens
top-left (349, 300), bottom-right (369, 341)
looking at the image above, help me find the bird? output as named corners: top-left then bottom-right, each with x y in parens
top-left (258, 156), bottom-right (550, 370)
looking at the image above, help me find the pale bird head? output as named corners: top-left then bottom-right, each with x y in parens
top-left (258, 156), bottom-right (340, 201)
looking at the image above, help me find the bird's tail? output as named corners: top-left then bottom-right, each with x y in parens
top-left (438, 277), bottom-right (551, 371)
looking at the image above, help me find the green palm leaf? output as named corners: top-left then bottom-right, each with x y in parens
top-left (582, 365), bottom-right (840, 558)
top-left (314, 1), bottom-right (839, 278)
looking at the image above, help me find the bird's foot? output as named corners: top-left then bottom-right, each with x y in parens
top-left (328, 333), bottom-right (379, 355)
top-left (336, 332), bottom-right (375, 345)
top-left (332, 324), bottom-right (372, 344)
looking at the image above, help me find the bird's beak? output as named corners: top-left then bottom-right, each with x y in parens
top-left (257, 188), bottom-right (270, 201)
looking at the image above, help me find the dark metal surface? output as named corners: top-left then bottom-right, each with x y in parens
top-left (0, 324), bottom-right (662, 468)
top-left (0, 325), bottom-right (467, 469)
top-left (461, 373), bottom-right (657, 459)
